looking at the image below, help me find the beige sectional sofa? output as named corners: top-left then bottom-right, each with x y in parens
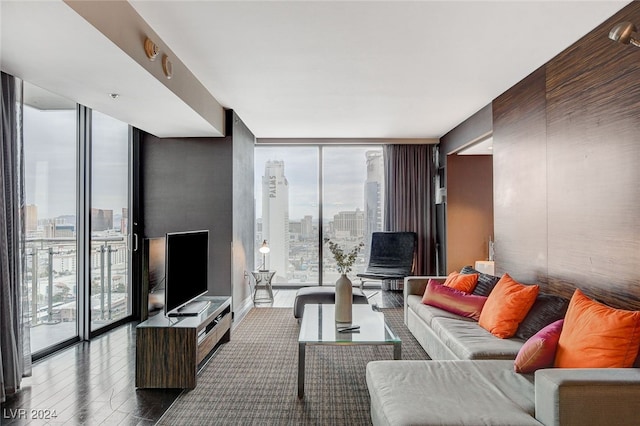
top-left (403, 276), bottom-right (525, 361)
top-left (365, 275), bottom-right (640, 426)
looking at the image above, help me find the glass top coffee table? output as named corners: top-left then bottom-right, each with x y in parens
top-left (297, 303), bottom-right (402, 398)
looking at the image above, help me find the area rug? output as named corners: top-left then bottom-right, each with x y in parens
top-left (157, 307), bottom-right (429, 425)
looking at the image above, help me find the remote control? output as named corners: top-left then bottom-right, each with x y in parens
top-left (337, 325), bottom-right (360, 332)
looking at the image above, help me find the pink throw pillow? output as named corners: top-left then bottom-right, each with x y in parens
top-left (514, 319), bottom-right (564, 373)
top-left (422, 279), bottom-right (488, 321)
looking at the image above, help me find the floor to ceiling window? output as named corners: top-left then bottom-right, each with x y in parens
top-left (321, 147), bottom-right (384, 285)
top-left (22, 82), bottom-right (133, 356)
top-left (255, 146), bottom-right (319, 285)
top-left (90, 111), bottom-right (131, 330)
top-left (254, 145), bottom-right (383, 286)
top-left (23, 83), bottom-right (78, 353)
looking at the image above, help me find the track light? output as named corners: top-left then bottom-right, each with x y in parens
top-left (609, 22), bottom-right (640, 48)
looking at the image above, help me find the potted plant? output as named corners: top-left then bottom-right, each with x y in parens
top-left (324, 238), bottom-right (364, 323)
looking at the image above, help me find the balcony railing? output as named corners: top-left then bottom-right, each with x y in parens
top-left (25, 236), bottom-right (129, 353)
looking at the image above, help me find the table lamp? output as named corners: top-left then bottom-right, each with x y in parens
top-left (259, 240), bottom-right (270, 271)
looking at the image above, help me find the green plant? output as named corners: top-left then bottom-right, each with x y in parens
top-left (324, 238), bottom-right (364, 274)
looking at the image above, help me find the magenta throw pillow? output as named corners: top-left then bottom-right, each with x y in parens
top-left (421, 279), bottom-right (488, 321)
top-left (514, 319), bottom-right (564, 373)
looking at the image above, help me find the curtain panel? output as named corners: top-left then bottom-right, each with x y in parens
top-left (383, 144), bottom-right (436, 277)
top-left (1, 71), bottom-right (31, 403)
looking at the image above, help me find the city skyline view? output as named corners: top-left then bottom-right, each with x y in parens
top-left (254, 146), bottom-right (381, 222)
top-left (255, 146), bottom-right (384, 284)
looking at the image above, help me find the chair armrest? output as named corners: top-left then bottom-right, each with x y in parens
top-left (534, 368), bottom-right (640, 426)
top-left (403, 276), bottom-right (446, 324)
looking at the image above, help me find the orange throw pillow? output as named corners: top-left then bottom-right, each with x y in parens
top-left (443, 271), bottom-right (479, 294)
top-left (554, 289), bottom-right (640, 368)
top-left (478, 273), bottom-right (539, 338)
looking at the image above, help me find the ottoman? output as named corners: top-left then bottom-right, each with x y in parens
top-left (293, 286), bottom-right (369, 318)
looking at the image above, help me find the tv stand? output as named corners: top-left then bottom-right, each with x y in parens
top-left (168, 300), bottom-right (211, 317)
top-left (136, 296), bottom-right (231, 389)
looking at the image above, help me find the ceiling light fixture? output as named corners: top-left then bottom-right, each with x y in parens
top-left (609, 22), bottom-right (640, 48)
top-left (109, 93), bottom-right (119, 99)
top-left (144, 37), bottom-right (159, 60)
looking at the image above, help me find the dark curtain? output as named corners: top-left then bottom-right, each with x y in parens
top-left (1, 72), bottom-right (31, 403)
top-left (383, 144), bottom-right (436, 276)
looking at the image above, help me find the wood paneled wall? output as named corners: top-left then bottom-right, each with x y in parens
top-left (493, 66), bottom-right (547, 285)
top-left (493, 1), bottom-right (640, 310)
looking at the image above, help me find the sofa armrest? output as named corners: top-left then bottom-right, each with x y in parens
top-left (403, 276), bottom-right (446, 324)
top-left (404, 276), bottom-right (445, 296)
top-left (535, 368), bottom-right (640, 426)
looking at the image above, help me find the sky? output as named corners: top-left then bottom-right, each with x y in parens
top-left (23, 103), bottom-right (129, 220)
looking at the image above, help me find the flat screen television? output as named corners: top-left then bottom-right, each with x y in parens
top-left (164, 230), bottom-right (210, 317)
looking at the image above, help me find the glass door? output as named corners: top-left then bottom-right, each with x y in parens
top-left (23, 83), bottom-right (79, 354)
top-left (90, 111), bottom-right (131, 330)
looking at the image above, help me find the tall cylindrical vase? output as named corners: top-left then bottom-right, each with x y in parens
top-left (335, 274), bottom-right (353, 323)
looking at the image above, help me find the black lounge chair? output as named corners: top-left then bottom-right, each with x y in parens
top-left (357, 231), bottom-right (417, 290)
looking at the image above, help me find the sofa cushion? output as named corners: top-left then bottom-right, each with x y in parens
top-left (516, 293), bottom-right (569, 340)
top-left (410, 298), bottom-right (476, 328)
top-left (555, 289), bottom-right (640, 368)
top-left (430, 316), bottom-right (525, 360)
top-left (422, 279), bottom-right (487, 321)
top-left (514, 319), bottom-right (564, 373)
top-left (366, 360), bottom-right (539, 426)
top-left (443, 271), bottom-right (479, 293)
top-left (479, 274), bottom-right (539, 338)
top-left (460, 265), bottom-right (501, 297)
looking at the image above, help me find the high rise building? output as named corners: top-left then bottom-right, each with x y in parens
top-left (91, 208), bottom-right (114, 232)
top-left (261, 160), bottom-right (289, 282)
top-left (301, 215), bottom-right (313, 239)
top-left (333, 209), bottom-right (364, 238)
top-left (54, 224), bottom-right (75, 237)
top-left (25, 204), bottom-right (38, 232)
top-left (289, 221), bottom-right (302, 241)
top-left (120, 207), bottom-right (128, 234)
top-left (364, 150), bottom-right (384, 239)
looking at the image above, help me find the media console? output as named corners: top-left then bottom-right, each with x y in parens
top-left (135, 296), bottom-right (232, 389)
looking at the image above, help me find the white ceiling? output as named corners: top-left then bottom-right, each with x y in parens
top-left (1, 1), bottom-right (630, 139)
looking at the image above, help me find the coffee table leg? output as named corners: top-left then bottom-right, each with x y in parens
top-left (298, 342), bottom-right (305, 398)
top-left (393, 342), bottom-right (401, 360)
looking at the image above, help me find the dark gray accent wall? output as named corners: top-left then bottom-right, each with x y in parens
top-left (141, 110), bottom-right (255, 310)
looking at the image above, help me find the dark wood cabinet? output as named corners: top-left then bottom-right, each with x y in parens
top-left (135, 296), bottom-right (231, 389)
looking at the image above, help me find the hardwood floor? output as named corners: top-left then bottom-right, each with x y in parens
top-left (1, 288), bottom-right (404, 425)
top-left (1, 324), bottom-right (180, 426)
